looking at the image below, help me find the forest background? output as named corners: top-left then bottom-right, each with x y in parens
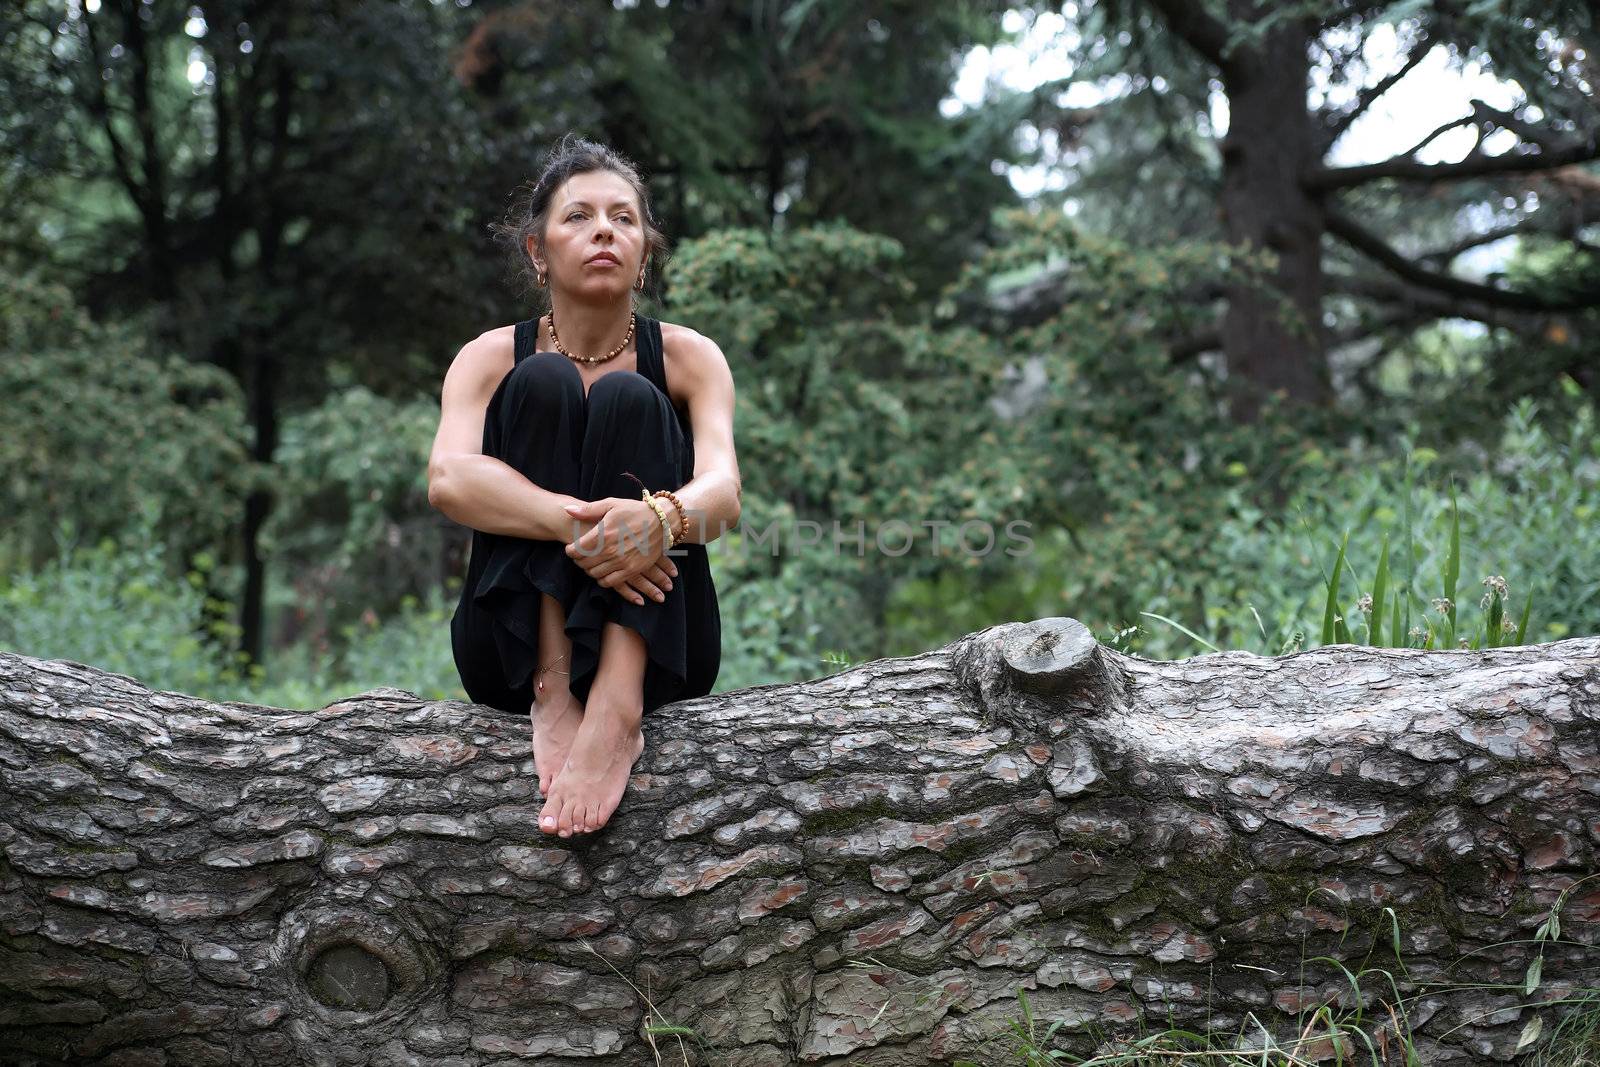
top-left (1, 0), bottom-right (1596, 710)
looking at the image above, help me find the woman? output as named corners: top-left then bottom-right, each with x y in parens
top-left (427, 134), bottom-right (739, 840)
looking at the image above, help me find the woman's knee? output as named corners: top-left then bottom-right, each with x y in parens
top-left (505, 352), bottom-right (582, 407)
top-left (587, 370), bottom-right (667, 417)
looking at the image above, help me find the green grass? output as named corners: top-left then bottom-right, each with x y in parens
top-left (1142, 456), bottom-right (1535, 658)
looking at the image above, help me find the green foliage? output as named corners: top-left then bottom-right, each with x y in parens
top-left (225, 584), bottom-right (464, 711)
top-left (331, 587), bottom-right (463, 705)
top-left (261, 385), bottom-right (444, 618)
top-left (0, 273), bottom-right (256, 573)
top-left (1136, 394), bottom-right (1599, 658)
top-left (0, 517), bottom-right (248, 695)
top-left (589, 0), bottom-right (1024, 293)
top-left (882, 207), bottom-right (1317, 656)
top-left (669, 222), bottom-right (1038, 682)
top-left (667, 210), bottom-right (1344, 682)
top-left (0, 513), bottom-right (468, 711)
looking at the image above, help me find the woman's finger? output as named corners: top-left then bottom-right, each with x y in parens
top-left (644, 561), bottom-right (675, 593)
top-left (625, 574), bottom-right (666, 603)
top-left (598, 569), bottom-right (653, 605)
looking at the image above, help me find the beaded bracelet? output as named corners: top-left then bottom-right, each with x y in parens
top-left (620, 473), bottom-right (691, 550)
top-left (642, 490), bottom-right (675, 549)
top-left (651, 488), bottom-right (689, 544)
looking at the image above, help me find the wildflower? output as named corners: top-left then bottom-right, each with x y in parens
top-left (1431, 597), bottom-right (1453, 615)
top-left (1480, 575), bottom-right (1508, 609)
top-left (1357, 593), bottom-right (1373, 615)
top-left (1458, 637), bottom-right (1470, 648)
top-left (1407, 626), bottom-right (1425, 641)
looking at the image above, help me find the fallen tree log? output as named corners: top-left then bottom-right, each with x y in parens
top-left (1, 618), bottom-right (1597, 1066)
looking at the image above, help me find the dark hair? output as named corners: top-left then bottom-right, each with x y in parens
top-left (490, 132), bottom-right (671, 310)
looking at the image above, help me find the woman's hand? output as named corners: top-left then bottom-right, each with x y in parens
top-left (561, 497), bottom-right (679, 606)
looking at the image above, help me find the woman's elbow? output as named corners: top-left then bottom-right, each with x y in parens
top-left (426, 459), bottom-right (454, 512)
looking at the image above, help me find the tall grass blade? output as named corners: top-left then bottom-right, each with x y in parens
top-left (1321, 530), bottom-right (1350, 646)
top-left (1140, 611), bottom-right (1221, 653)
top-left (1401, 445), bottom-right (1420, 641)
top-left (1370, 532), bottom-right (1390, 646)
top-left (1444, 481), bottom-right (1460, 648)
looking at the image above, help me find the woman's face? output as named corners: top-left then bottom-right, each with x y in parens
top-left (532, 169), bottom-right (647, 302)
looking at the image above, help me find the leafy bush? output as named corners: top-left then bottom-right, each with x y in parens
top-left (666, 220), bottom-right (1114, 678)
top-left (0, 516), bottom-right (245, 695)
top-left (0, 513), bottom-right (467, 711)
top-left (259, 384), bottom-right (446, 635)
top-left (1137, 392), bottom-right (1599, 658)
top-left (0, 273), bottom-right (256, 574)
top-left (331, 585), bottom-right (465, 705)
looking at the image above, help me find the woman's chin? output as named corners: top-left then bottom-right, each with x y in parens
top-left (570, 280), bottom-right (633, 301)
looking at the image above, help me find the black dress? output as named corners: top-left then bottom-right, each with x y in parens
top-left (449, 312), bottom-right (721, 715)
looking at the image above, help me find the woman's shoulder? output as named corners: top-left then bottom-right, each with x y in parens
top-left (656, 319), bottom-right (728, 368)
top-left (462, 322), bottom-right (518, 356)
top-left (655, 319), bottom-right (732, 414)
top-left (443, 324), bottom-right (517, 393)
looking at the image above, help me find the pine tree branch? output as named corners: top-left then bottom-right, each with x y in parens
top-left (1318, 27), bottom-right (1435, 149)
top-left (1308, 100), bottom-right (1600, 190)
top-left (1325, 205), bottom-right (1599, 312)
top-left (77, 9), bottom-right (146, 210)
top-left (1325, 272), bottom-right (1537, 332)
top-left (1419, 198), bottom-right (1600, 265)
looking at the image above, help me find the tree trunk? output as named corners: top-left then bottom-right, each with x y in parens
top-left (238, 348), bottom-right (277, 670)
top-left (1217, 6), bottom-right (1333, 425)
top-left (2, 619), bottom-right (1596, 1065)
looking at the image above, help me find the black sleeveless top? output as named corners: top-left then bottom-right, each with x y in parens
top-left (512, 311), bottom-right (691, 436)
top-left (450, 310), bottom-right (721, 716)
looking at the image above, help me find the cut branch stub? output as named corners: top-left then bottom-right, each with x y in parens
top-left (954, 617), bottom-right (1127, 731)
top-left (1000, 617), bottom-right (1099, 697)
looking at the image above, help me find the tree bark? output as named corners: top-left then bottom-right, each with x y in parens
top-left (2, 619), bottom-right (1597, 1066)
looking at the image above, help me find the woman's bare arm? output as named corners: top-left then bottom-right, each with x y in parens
top-left (426, 331), bottom-right (582, 541)
top-left (660, 330), bottom-right (742, 545)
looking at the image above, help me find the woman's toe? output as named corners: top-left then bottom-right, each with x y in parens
top-left (538, 792), bottom-right (561, 834)
top-left (557, 795), bottom-right (581, 837)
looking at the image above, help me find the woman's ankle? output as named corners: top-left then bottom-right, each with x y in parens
top-left (582, 687), bottom-right (644, 732)
top-left (532, 683), bottom-right (580, 721)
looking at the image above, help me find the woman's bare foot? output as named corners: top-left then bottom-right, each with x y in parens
top-left (538, 696), bottom-right (644, 837)
top-left (530, 686), bottom-right (584, 798)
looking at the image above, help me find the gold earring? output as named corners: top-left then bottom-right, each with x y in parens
top-left (536, 266), bottom-right (547, 288)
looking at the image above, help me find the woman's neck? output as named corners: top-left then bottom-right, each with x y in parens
top-left (546, 299), bottom-right (636, 358)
